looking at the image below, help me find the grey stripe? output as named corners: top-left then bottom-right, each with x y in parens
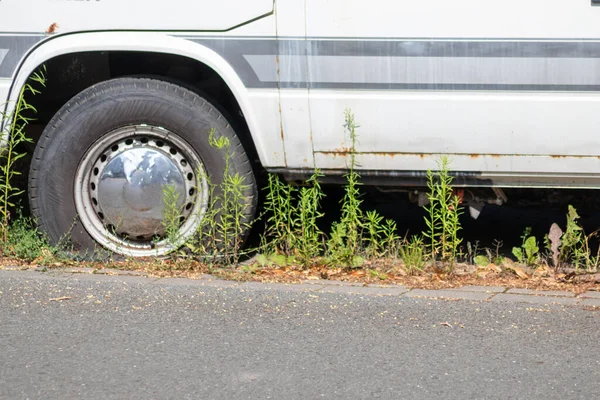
top-left (278, 83), bottom-right (600, 91)
top-left (0, 35), bottom-right (44, 78)
top-left (308, 40), bottom-right (600, 58)
top-left (191, 38), bottom-right (600, 91)
top-left (244, 55), bottom-right (600, 87)
top-left (3, 34), bottom-right (600, 91)
top-left (0, 49), bottom-right (8, 70)
top-left (193, 38), bottom-right (600, 58)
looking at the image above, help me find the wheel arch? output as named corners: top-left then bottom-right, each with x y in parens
top-left (6, 31), bottom-right (270, 168)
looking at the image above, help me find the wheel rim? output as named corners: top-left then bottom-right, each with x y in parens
top-left (74, 125), bottom-right (208, 257)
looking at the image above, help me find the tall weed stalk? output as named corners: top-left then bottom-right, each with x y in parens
top-left (295, 171), bottom-right (325, 267)
top-left (263, 171), bottom-right (325, 268)
top-left (0, 67), bottom-right (46, 244)
top-left (264, 173), bottom-right (298, 256)
top-left (327, 109), bottom-right (364, 267)
top-left (422, 156), bottom-right (463, 270)
top-left (178, 129), bottom-right (251, 265)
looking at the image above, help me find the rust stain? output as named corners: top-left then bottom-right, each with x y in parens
top-left (46, 22), bottom-right (59, 34)
top-left (274, 52), bottom-right (288, 166)
top-left (318, 151), bottom-right (430, 159)
top-left (549, 154), bottom-right (589, 159)
top-left (332, 145), bottom-right (353, 154)
top-left (373, 152), bottom-right (400, 158)
top-left (315, 151), bottom-right (596, 161)
top-left (278, 107), bottom-right (285, 140)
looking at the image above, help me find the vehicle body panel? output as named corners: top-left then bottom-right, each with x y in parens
top-left (301, 0), bottom-right (600, 180)
top-left (0, 0), bottom-right (273, 32)
top-left (2, 0), bottom-right (600, 188)
top-left (0, 8), bottom-right (286, 167)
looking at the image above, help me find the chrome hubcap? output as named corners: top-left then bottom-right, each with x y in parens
top-left (75, 125), bottom-right (208, 257)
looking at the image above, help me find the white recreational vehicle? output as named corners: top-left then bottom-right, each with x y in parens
top-left (1, 0), bottom-right (600, 256)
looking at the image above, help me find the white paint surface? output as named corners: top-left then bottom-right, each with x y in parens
top-left (0, 0), bottom-right (273, 32)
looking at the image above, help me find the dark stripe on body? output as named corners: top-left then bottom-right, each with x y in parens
top-left (191, 38), bottom-right (600, 58)
top-left (189, 38), bottom-right (600, 91)
top-left (3, 33), bottom-right (600, 92)
top-left (0, 35), bottom-right (45, 78)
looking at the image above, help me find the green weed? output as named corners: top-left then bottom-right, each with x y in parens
top-left (162, 183), bottom-right (184, 249)
top-left (578, 231), bottom-right (600, 273)
top-left (4, 214), bottom-right (55, 261)
top-left (560, 205), bottom-right (590, 270)
top-left (295, 171), bottom-right (325, 267)
top-left (326, 109), bottom-right (364, 267)
top-left (264, 172), bottom-right (298, 256)
top-left (0, 67), bottom-right (46, 244)
top-left (185, 166), bottom-right (219, 259)
top-left (262, 171), bottom-right (325, 269)
top-left (473, 255), bottom-right (490, 267)
top-left (183, 129), bottom-right (252, 265)
top-left (512, 227), bottom-right (539, 265)
top-left (364, 210), bottom-right (385, 259)
top-left (491, 239), bottom-right (505, 265)
top-left (422, 156), bottom-right (463, 270)
top-left (549, 205), bottom-right (600, 272)
top-left (380, 219), bottom-right (400, 259)
top-left (398, 236), bottom-right (426, 275)
top-left (368, 268), bottom-right (388, 280)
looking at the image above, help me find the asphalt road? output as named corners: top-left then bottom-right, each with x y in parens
top-left (1, 271), bottom-right (599, 400)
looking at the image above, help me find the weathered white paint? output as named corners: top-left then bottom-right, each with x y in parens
top-left (2, 0), bottom-right (600, 186)
top-left (0, 0), bottom-right (273, 32)
top-left (303, 0), bottom-right (600, 177)
top-left (304, 0), bottom-right (600, 39)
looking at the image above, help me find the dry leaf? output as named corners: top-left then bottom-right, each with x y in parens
top-left (487, 263), bottom-right (502, 273)
top-left (440, 322), bottom-right (453, 328)
top-left (534, 264), bottom-right (551, 277)
top-left (271, 268), bottom-right (287, 276)
top-left (548, 223), bottom-right (562, 268)
top-left (479, 263), bottom-right (501, 274)
top-left (501, 258), bottom-right (515, 268)
top-left (511, 266), bottom-right (529, 279)
top-left (430, 271), bottom-right (447, 282)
